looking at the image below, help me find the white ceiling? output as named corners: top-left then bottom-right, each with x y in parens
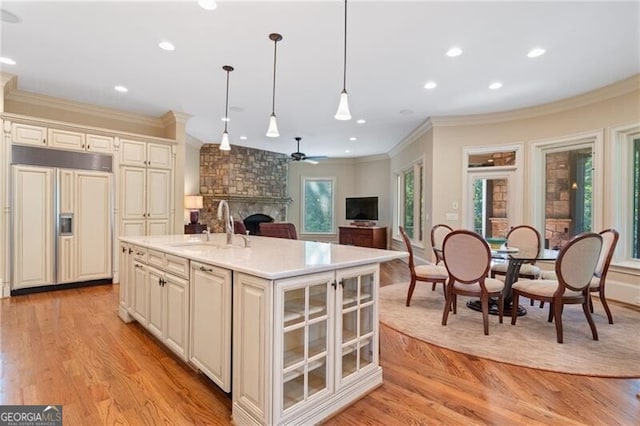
top-left (1, 1), bottom-right (639, 159)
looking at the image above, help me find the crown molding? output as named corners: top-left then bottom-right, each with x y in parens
top-left (388, 117), bottom-right (434, 158)
top-left (353, 154), bottom-right (390, 164)
top-left (5, 89), bottom-right (166, 129)
top-left (186, 133), bottom-right (204, 148)
top-left (161, 110), bottom-right (193, 127)
top-left (431, 74), bottom-right (640, 128)
top-left (0, 72), bottom-right (17, 92)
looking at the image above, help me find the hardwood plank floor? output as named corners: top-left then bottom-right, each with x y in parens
top-left (1, 259), bottom-right (638, 425)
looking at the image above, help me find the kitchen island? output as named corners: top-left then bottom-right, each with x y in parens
top-left (118, 233), bottom-right (406, 425)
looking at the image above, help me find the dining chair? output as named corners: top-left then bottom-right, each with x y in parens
top-left (441, 230), bottom-right (505, 335)
top-left (539, 229), bottom-right (619, 324)
top-left (259, 222), bottom-right (298, 239)
top-left (430, 224), bottom-right (453, 291)
top-left (399, 226), bottom-right (448, 307)
top-left (510, 232), bottom-right (603, 343)
top-left (490, 225), bottom-right (542, 280)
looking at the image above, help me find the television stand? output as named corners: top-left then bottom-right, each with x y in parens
top-left (339, 226), bottom-right (387, 249)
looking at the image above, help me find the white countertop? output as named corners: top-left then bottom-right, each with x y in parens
top-left (120, 233), bottom-right (407, 280)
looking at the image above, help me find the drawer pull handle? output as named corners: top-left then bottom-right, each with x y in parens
top-left (199, 266), bottom-right (213, 273)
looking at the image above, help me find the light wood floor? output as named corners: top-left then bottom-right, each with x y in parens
top-left (1, 259), bottom-right (638, 425)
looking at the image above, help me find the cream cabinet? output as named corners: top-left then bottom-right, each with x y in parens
top-left (233, 264), bottom-right (381, 425)
top-left (121, 139), bottom-right (171, 169)
top-left (11, 123), bottom-right (47, 147)
top-left (11, 165), bottom-right (54, 289)
top-left (120, 166), bottom-right (171, 236)
top-left (189, 261), bottom-right (232, 392)
top-left (86, 134), bottom-right (113, 153)
top-left (119, 243), bottom-right (134, 322)
top-left (131, 248), bottom-right (190, 360)
top-left (46, 128), bottom-right (113, 153)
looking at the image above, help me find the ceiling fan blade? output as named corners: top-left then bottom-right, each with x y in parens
top-left (303, 158), bottom-right (319, 165)
top-left (305, 155), bottom-right (328, 160)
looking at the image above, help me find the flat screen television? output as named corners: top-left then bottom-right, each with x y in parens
top-left (346, 196), bottom-right (379, 221)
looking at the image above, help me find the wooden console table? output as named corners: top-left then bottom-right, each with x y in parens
top-left (184, 223), bottom-right (208, 234)
top-left (339, 226), bottom-right (387, 249)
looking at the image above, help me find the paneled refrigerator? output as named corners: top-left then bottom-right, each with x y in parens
top-left (11, 146), bottom-right (113, 293)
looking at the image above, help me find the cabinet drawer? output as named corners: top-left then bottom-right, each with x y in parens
top-left (12, 123), bottom-right (47, 146)
top-left (48, 128), bottom-right (85, 150)
top-left (166, 254), bottom-right (189, 279)
top-left (132, 246), bottom-right (148, 263)
top-left (147, 249), bottom-right (165, 269)
top-left (86, 134), bottom-right (113, 153)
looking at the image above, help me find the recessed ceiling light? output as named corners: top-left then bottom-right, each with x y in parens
top-left (349, 137), bottom-right (357, 141)
top-left (221, 117), bottom-right (230, 122)
top-left (424, 81), bottom-right (437, 89)
top-left (356, 119), bottom-right (366, 124)
top-left (158, 41), bottom-right (175, 51)
top-left (229, 106), bottom-right (244, 112)
top-left (198, 0), bottom-right (217, 10)
top-left (489, 82), bottom-right (503, 90)
top-left (345, 149), bottom-right (351, 153)
top-left (0, 56), bottom-right (16, 65)
top-left (399, 109), bottom-right (414, 115)
top-left (527, 47), bottom-right (546, 58)
top-left (239, 136), bottom-right (247, 140)
top-left (446, 47), bottom-right (462, 57)
top-left (114, 85), bottom-right (128, 93)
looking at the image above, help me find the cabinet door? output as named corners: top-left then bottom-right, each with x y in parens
top-left (12, 123), bottom-right (47, 147)
top-left (121, 139), bottom-right (147, 166)
top-left (147, 143), bottom-right (172, 169)
top-left (58, 169), bottom-right (74, 213)
top-left (147, 220), bottom-right (170, 235)
top-left (57, 235), bottom-right (75, 284)
top-left (48, 128), bottom-right (85, 151)
top-left (147, 266), bottom-right (165, 340)
top-left (119, 244), bottom-right (130, 310)
top-left (86, 134), bottom-right (113, 153)
top-left (274, 272), bottom-right (334, 421)
top-left (75, 171), bottom-right (112, 281)
top-left (190, 262), bottom-right (232, 392)
top-left (165, 273), bottom-right (189, 360)
top-left (121, 220), bottom-right (146, 237)
top-left (12, 165), bottom-right (54, 289)
top-left (120, 167), bottom-right (146, 220)
top-left (335, 264), bottom-right (379, 389)
top-left (147, 168), bottom-right (171, 220)
top-left (132, 262), bottom-right (149, 325)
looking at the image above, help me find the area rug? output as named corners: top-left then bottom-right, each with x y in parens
top-left (379, 283), bottom-right (640, 377)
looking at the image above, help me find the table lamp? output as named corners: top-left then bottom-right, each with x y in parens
top-left (184, 195), bottom-right (203, 224)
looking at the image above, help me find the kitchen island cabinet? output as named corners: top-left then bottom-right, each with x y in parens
top-left (118, 233), bottom-right (406, 425)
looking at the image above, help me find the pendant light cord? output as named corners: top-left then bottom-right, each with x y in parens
top-left (271, 39), bottom-right (278, 114)
top-left (342, 0), bottom-right (348, 91)
top-left (224, 69), bottom-right (230, 132)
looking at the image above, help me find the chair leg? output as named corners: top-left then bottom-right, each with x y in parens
top-left (452, 294), bottom-right (458, 314)
top-left (497, 292), bottom-right (504, 324)
top-left (530, 298), bottom-right (534, 306)
top-left (599, 287), bottom-right (614, 324)
top-left (431, 282), bottom-right (436, 291)
top-left (442, 286), bottom-right (452, 326)
top-left (582, 299), bottom-right (599, 341)
top-left (589, 294), bottom-right (594, 313)
top-left (481, 294), bottom-right (490, 335)
top-left (547, 302), bottom-right (554, 323)
top-left (554, 301), bottom-right (564, 343)
top-left (406, 277), bottom-right (417, 307)
top-left (511, 293), bottom-right (520, 325)
top-left (539, 300), bottom-right (544, 308)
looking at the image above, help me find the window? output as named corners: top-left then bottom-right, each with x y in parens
top-left (633, 136), bottom-right (640, 258)
top-left (396, 161), bottom-right (423, 244)
top-left (609, 123), bottom-right (639, 265)
top-left (530, 131), bottom-right (602, 250)
top-left (302, 177), bottom-right (335, 234)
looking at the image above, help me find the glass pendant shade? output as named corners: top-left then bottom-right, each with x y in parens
top-left (219, 131), bottom-right (231, 151)
top-left (334, 90), bottom-right (352, 120)
top-left (266, 114), bottom-right (280, 138)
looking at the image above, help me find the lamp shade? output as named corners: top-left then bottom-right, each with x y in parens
top-left (266, 114), bottom-right (280, 138)
top-left (334, 90), bottom-right (352, 120)
top-left (184, 195), bottom-right (203, 209)
top-left (220, 131), bottom-right (231, 151)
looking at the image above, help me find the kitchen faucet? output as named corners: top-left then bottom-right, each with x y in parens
top-left (217, 200), bottom-right (234, 245)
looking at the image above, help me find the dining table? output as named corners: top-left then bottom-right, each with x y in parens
top-left (466, 246), bottom-right (559, 316)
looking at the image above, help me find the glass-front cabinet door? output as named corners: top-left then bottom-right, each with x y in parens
top-left (274, 272), bottom-right (334, 419)
top-left (336, 264), bottom-right (379, 388)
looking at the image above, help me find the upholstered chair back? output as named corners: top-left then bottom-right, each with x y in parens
top-left (431, 224), bottom-right (453, 264)
top-left (594, 229), bottom-right (619, 278)
top-left (506, 225), bottom-right (541, 256)
top-left (556, 233), bottom-right (602, 292)
top-left (443, 230), bottom-right (490, 284)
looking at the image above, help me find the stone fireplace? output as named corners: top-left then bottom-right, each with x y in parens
top-left (199, 144), bottom-right (291, 232)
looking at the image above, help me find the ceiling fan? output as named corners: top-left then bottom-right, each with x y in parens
top-left (289, 137), bottom-right (328, 164)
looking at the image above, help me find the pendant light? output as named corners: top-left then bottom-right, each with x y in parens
top-left (335, 0), bottom-right (352, 120)
top-left (266, 33), bottom-right (283, 138)
top-left (219, 65), bottom-right (234, 151)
